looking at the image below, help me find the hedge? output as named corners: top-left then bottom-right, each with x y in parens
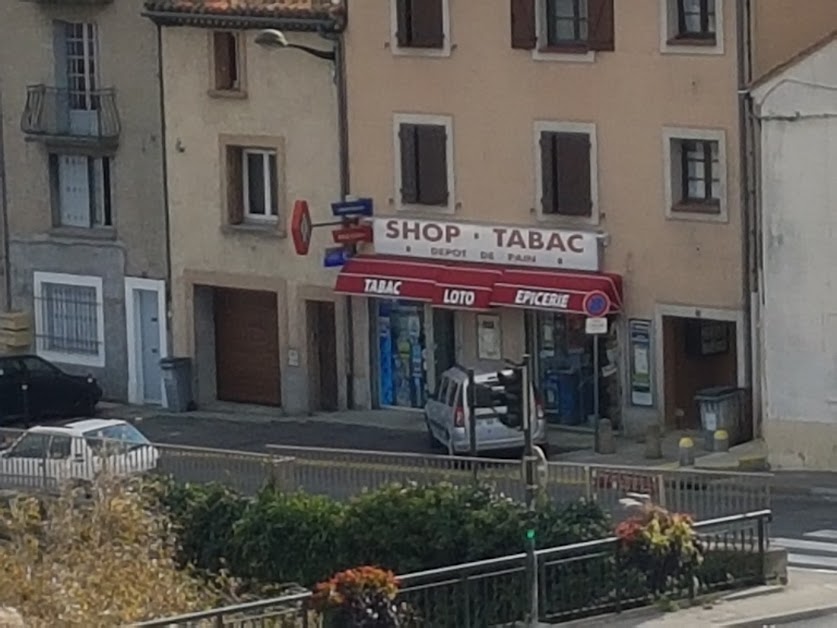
top-left (153, 479), bottom-right (611, 587)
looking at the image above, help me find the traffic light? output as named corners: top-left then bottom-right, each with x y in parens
top-left (497, 367), bottom-right (523, 429)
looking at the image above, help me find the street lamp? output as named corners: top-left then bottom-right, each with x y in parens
top-left (254, 28), bottom-right (336, 62)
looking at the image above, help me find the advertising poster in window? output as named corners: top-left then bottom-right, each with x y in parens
top-left (477, 314), bottom-right (501, 360)
top-left (629, 319), bottom-right (653, 407)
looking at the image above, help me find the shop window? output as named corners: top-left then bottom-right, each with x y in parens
top-left (377, 300), bottom-right (427, 408)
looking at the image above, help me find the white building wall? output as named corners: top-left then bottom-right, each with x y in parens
top-left (754, 41), bottom-right (837, 469)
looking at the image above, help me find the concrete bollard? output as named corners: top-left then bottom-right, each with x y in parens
top-left (678, 436), bottom-right (695, 467)
top-left (596, 419), bottom-right (616, 454)
top-left (714, 429), bottom-right (730, 453)
top-left (644, 424), bottom-right (663, 460)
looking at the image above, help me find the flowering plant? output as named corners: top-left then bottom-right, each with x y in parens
top-left (615, 502), bottom-right (703, 595)
top-left (311, 566), bottom-right (408, 627)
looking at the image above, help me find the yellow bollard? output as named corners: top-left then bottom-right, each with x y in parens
top-left (714, 429), bottom-right (730, 453)
top-left (678, 436), bottom-right (695, 467)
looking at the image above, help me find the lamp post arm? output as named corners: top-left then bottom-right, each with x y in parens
top-left (287, 43), bottom-right (336, 61)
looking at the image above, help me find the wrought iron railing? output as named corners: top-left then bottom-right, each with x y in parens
top-left (21, 84), bottom-right (120, 141)
top-left (129, 509), bottom-right (772, 627)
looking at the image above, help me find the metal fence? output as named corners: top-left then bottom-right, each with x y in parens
top-left (131, 509), bottom-right (772, 627)
top-left (265, 444), bottom-right (772, 520)
top-left (0, 428), bottom-right (770, 520)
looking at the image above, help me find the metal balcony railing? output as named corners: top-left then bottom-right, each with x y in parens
top-left (21, 84), bottom-right (120, 144)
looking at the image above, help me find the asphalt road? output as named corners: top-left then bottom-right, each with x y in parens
top-left (776, 614), bottom-right (837, 627)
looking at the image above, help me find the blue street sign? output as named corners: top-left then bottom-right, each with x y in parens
top-left (330, 197), bottom-right (374, 217)
top-left (323, 246), bottom-right (352, 268)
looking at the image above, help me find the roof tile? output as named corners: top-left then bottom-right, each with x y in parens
top-left (143, 0), bottom-right (344, 21)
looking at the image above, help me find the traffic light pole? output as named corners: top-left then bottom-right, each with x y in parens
top-left (521, 354), bottom-right (538, 626)
top-left (467, 367), bottom-right (478, 482)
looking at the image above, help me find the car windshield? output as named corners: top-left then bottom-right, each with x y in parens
top-left (83, 424), bottom-right (150, 456)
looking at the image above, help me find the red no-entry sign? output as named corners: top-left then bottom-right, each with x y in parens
top-left (291, 200), bottom-right (313, 255)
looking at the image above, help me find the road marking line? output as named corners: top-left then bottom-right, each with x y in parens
top-left (773, 537), bottom-right (837, 554)
top-left (787, 553), bottom-right (837, 569)
top-left (806, 529), bottom-right (837, 540)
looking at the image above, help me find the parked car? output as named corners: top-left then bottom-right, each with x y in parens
top-left (0, 354), bottom-right (102, 424)
top-left (425, 366), bottom-right (549, 456)
top-left (0, 419), bottom-right (159, 490)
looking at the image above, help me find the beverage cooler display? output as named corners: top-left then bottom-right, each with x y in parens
top-left (377, 300), bottom-right (427, 409)
top-left (534, 312), bottom-right (594, 425)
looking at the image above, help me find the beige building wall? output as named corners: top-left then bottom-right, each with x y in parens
top-left (344, 0), bottom-right (745, 428)
top-left (0, 1), bottom-right (166, 401)
top-left (160, 27), bottom-right (344, 413)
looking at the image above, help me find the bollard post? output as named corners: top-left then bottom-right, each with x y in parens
top-left (713, 429), bottom-right (730, 453)
top-left (678, 437), bottom-right (695, 467)
top-left (644, 424), bottom-right (663, 460)
top-left (597, 418), bottom-right (616, 454)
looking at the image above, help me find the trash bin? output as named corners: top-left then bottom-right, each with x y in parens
top-left (694, 386), bottom-right (742, 450)
top-left (160, 357), bottom-right (193, 413)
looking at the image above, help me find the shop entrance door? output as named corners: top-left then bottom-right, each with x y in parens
top-left (307, 300), bottom-right (339, 412)
top-left (433, 309), bottom-right (456, 378)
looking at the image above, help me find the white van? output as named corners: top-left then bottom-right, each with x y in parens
top-left (424, 366), bottom-right (549, 456)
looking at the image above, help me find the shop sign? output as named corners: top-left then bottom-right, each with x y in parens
top-left (364, 279), bottom-right (402, 296)
top-left (629, 319), bottom-right (653, 407)
top-left (514, 290), bottom-right (571, 309)
top-left (440, 288), bottom-right (476, 307)
top-left (373, 218), bottom-right (601, 272)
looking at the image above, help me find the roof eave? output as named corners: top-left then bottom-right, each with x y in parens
top-left (141, 9), bottom-right (345, 33)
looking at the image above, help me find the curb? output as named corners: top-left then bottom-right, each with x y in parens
top-left (721, 603), bottom-right (837, 627)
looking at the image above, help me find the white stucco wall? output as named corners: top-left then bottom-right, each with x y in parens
top-left (754, 40), bottom-right (837, 469)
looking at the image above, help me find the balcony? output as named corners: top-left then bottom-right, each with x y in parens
top-left (21, 85), bottom-right (120, 148)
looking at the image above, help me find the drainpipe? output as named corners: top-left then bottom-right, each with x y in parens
top-left (736, 0), bottom-right (760, 437)
top-left (155, 24), bottom-right (174, 353)
top-left (0, 87), bottom-right (10, 311)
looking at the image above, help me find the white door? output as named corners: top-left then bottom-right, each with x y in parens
top-left (137, 289), bottom-right (162, 404)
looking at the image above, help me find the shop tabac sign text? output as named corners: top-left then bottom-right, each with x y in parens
top-left (373, 218), bottom-right (601, 271)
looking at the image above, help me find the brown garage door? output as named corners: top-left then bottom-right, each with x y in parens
top-left (214, 288), bottom-right (281, 406)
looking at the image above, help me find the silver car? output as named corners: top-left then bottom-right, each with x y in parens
top-left (425, 366), bottom-right (548, 456)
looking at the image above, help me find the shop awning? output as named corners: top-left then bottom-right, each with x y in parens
top-left (492, 268), bottom-right (623, 315)
top-left (335, 256), bottom-right (623, 315)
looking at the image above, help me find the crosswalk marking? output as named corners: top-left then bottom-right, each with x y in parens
top-left (775, 529), bottom-right (837, 572)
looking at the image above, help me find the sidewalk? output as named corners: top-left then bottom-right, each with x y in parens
top-left (559, 568), bottom-right (837, 627)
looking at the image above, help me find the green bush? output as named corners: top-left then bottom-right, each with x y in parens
top-left (154, 479), bottom-right (612, 587)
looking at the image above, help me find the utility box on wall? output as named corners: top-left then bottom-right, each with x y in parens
top-left (0, 311), bottom-right (33, 353)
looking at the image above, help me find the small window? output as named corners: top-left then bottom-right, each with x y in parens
top-left (394, 0), bottom-right (445, 49)
top-left (212, 31), bottom-right (241, 92)
top-left (225, 145), bottom-right (281, 226)
top-left (48, 435), bottom-right (73, 460)
top-left (7, 433), bottom-right (49, 459)
top-left (511, 0), bottom-right (614, 53)
top-left (50, 154), bottom-right (112, 229)
top-left (398, 122), bottom-right (449, 207)
top-left (539, 130), bottom-right (593, 218)
top-left (671, 138), bottom-right (721, 213)
top-left (546, 0), bottom-right (588, 45)
top-left (675, 0), bottom-right (716, 41)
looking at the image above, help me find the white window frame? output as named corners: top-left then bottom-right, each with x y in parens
top-left (533, 0), bottom-right (596, 63)
top-left (65, 22), bottom-right (99, 111)
top-left (389, 0), bottom-right (452, 58)
top-left (242, 148), bottom-right (278, 222)
top-left (533, 120), bottom-right (599, 225)
top-left (53, 154), bottom-right (113, 229)
top-left (662, 127), bottom-right (728, 223)
top-left (392, 113), bottom-right (456, 214)
top-left (660, 0), bottom-right (725, 56)
top-left (33, 272), bottom-right (105, 368)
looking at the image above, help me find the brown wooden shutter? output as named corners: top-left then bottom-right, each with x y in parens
top-left (395, 0), bottom-right (411, 47)
top-left (399, 124), bottom-right (419, 204)
top-left (555, 132), bottom-right (592, 217)
top-left (540, 132), bottom-right (557, 214)
top-left (213, 32), bottom-right (234, 90)
top-left (226, 146), bottom-right (244, 224)
top-left (410, 0), bottom-right (445, 48)
top-left (510, 0), bottom-right (537, 50)
top-left (587, 0), bottom-right (615, 51)
top-left (416, 124), bottom-right (448, 206)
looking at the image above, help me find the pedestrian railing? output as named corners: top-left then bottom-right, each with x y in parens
top-left (265, 444), bottom-right (771, 520)
top-left (130, 509), bottom-right (773, 627)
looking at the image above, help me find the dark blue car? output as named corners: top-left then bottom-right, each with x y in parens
top-left (0, 354), bottom-right (102, 423)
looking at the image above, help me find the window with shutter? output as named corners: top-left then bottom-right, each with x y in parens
top-left (539, 130), bottom-right (593, 218)
top-left (527, 0), bottom-right (614, 53)
top-left (226, 146), bottom-right (244, 225)
top-left (511, 0), bottom-right (537, 49)
top-left (394, 0), bottom-right (445, 49)
top-left (51, 154), bottom-right (112, 228)
top-left (397, 121), bottom-right (451, 208)
top-left (213, 31), bottom-right (241, 92)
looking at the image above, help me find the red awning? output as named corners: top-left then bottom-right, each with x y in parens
top-left (492, 268), bottom-right (623, 314)
top-left (335, 256), bottom-right (623, 315)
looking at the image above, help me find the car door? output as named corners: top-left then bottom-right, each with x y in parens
top-left (44, 433), bottom-right (76, 485)
top-left (0, 432), bottom-right (50, 489)
top-left (21, 356), bottom-right (70, 418)
top-left (0, 358), bottom-right (25, 421)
